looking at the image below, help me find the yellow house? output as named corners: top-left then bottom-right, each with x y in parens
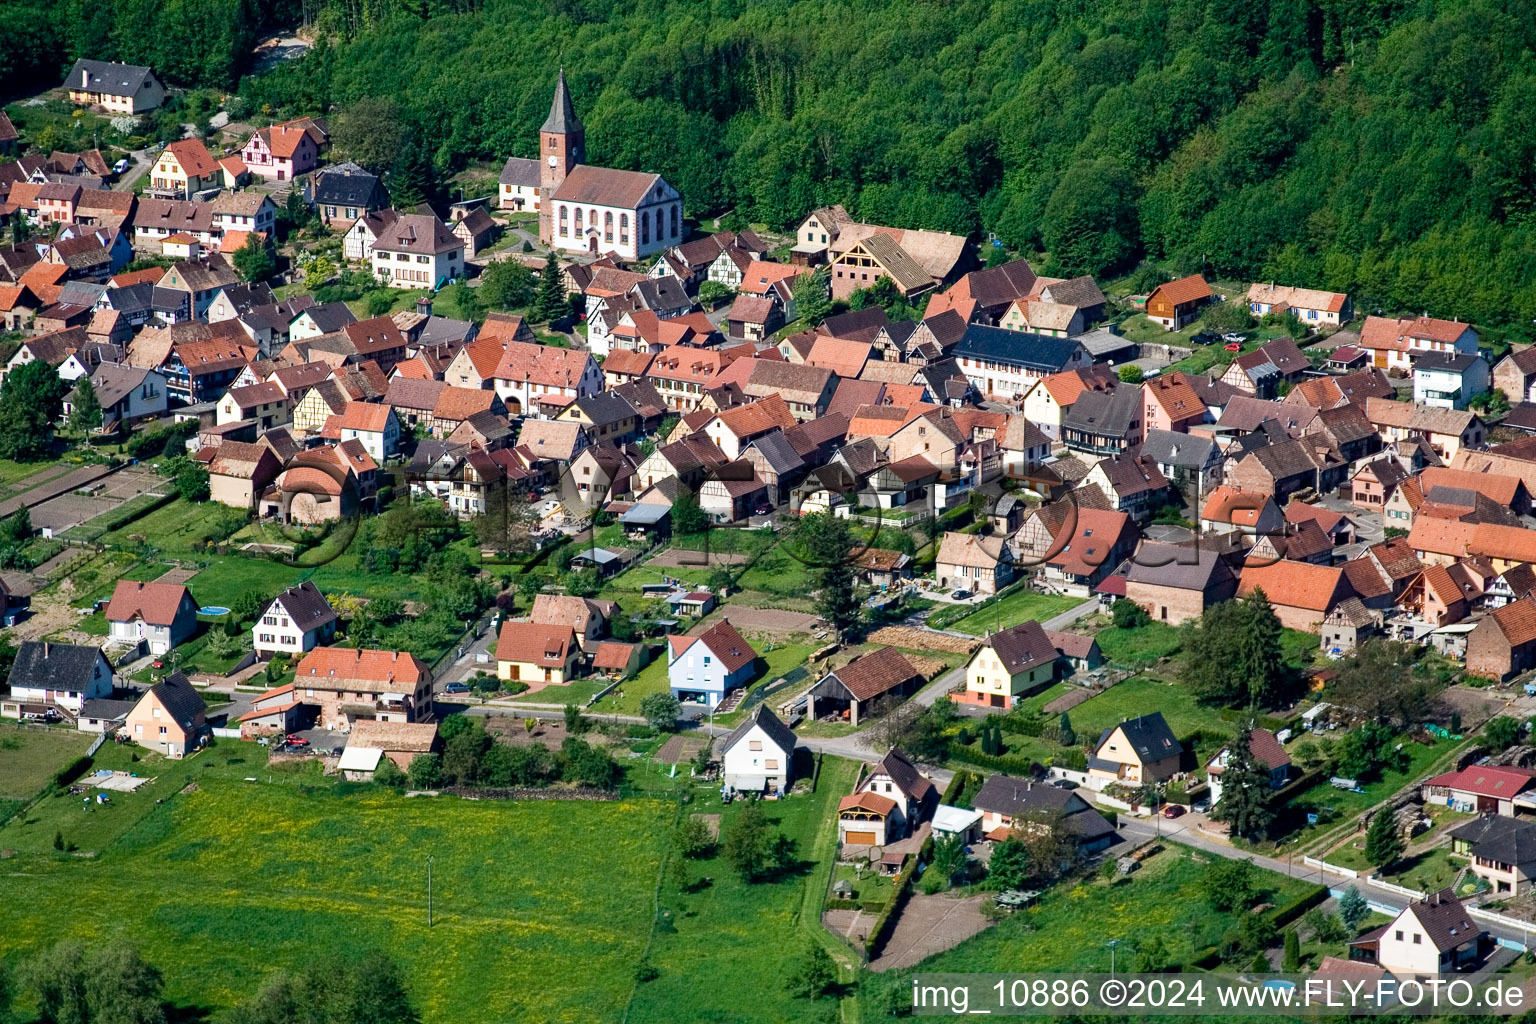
top-left (953, 620), bottom-right (1059, 711)
top-left (495, 621), bottom-right (578, 685)
top-left (292, 381), bottom-right (349, 435)
top-left (1088, 712), bottom-right (1183, 785)
top-left (152, 139), bottom-right (220, 198)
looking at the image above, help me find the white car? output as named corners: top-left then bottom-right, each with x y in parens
top-left (113, 158), bottom-right (131, 175)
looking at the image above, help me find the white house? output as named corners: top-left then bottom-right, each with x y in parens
top-left (370, 212), bottom-right (465, 289)
top-left (1412, 353), bottom-right (1491, 411)
top-left (1359, 315), bottom-right (1479, 373)
top-left (105, 580), bottom-right (199, 656)
top-left (252, 581), bottom-right (338, 657)
top-left (489, 342), bottom-right (603, 419)
top-left (666, 617), bottom-right (758, 709)
top-left (498, 156), bottom-right (541, 212)
top-left (336, 402), bottom-right (400, 461)
top-left (719, 705), bottom-right (797, 794)
top-left (1204, 728), bottom-right (1292, 805)
top-left (1, 641), bottom-right (113, 719)
top-left (343, 210), bottom-right (397, 263)
top-left (64, 363), bottom-right (167, 430)
top-left (1352, 889), bottom-right (1484, 978)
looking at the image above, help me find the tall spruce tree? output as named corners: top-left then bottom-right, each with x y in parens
top-left (1208, 722), bottom-right (1274, 842)
top-left (1365, 806), bottom-right (1404, 870)
top-left (532, 256), bottom-right (567, 324)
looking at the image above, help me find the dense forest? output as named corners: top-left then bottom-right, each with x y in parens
top-left (6, 0), bottom-right (1536, 335)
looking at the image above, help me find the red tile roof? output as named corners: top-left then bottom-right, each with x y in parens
top-left (105, 580), bottom-right (191, 626)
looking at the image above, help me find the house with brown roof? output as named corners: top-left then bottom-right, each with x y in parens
top-left (495, 621), bottom-right (579, 685)
top-left (1349, 889), bottom-right (1486, 977)
top-left (1220, 337), bottom-right (1310, 397)
top-left (207, 440), bottom-right (282, 509)
top-left (1206, 728), bottom-right (1291, 805)
top-left (1199, 484), bottom-right (1283, 537)
top-left (529, 594), bottom-right (617, 652)
top-left (241, 118), bottom-right (321, 182)
top-left (1124, 542), bottom-right (1238, 625)
top-left (1246, 283), bottom-right (1351, 327)
top-left (1014, 503), bottom-right (1137, 594)
top-left (807, 646), bottom-right (923, 726)
top-left (106, 580), bottom-right (198, 655)
top-left (1358, 315), bottom-right (1479, 373)
top-left (1494, 347), bottom-right (1536, 406)
top-left (667, 618), bottom-right (758, 708)
top-left (1366, 397), bottom-right (1484, 461)
top-left (369, 211), bottom-right (464, 290)
top-left (252, 581), bottom-right (337, 657)
top-left (150, 138), bottom-right (218, 197)
top-left (1400, 562), bottom-right (1484, 627)
top-left (293, 647), bottom-right (433, 729)
top-left (1237, 559), bottom-right (1353, 631)
top-left (1227, 437), bottom-right (1340, 504)
top-left (1467, 597), bottom-right (1536, 680)
top-left (1144, 274), bottom-right (1212, 330)
top-left (490, 341), bottom-right (602, 418)
top-left (955, 620), bottom-right (1059, 710)
top-left (125, 673), bottom-right (206, 758)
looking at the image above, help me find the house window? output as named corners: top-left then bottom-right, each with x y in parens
top-left (669, 205), bottom-right (679, 238)
top-left (765, 759), bottom-right (778, 770)
top-left (559, 205), bottom-right (569, 235)
top-left (749, 740), bottom-right (762, 751)
top-left (604, 210), bottom-right (613, 242)
top-left (1413, 934), bottom-right (1422, 944)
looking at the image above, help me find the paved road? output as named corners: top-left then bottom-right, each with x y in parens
top-left (113, 149), bottom-right (153, 193)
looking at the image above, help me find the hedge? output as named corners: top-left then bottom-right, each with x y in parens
top-left (97, 490), bottom-right (177, 534)
top-left (823, 898), bottom-right (888, 914)
top-left (53, 755), bottom-right (94, 788)
top-left (941, 769), bottom-right (972, 806)
top-left (1269, 884), bottom-right (1330, 928)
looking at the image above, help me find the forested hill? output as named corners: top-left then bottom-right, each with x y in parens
top-left (10, 0), bottom-right (1536, 335)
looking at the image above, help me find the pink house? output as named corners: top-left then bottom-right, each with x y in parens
top-left (241, 120), bottom-right (320, 182)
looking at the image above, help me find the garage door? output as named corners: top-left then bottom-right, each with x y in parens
top-left (844, 831), bottom-right (877, 845)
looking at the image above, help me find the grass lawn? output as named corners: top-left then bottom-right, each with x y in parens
top-left (603, 563), bottom-right (715, 596)
top-left (830, 860), bottom-right (895, 904)
top-left (1, 734), bottom-right (854, 1024)
top-left (0, 753), bottom-right (671, 1024)
top-left (943, 591), bottom-right (1081, 635)
top-left (0, 723), bottom-right (93, 802)
top-left (625, 757), bottom-right (856, 1024)
top-left (1384, 846), bottom-right (1464, 894)
top-left (1282, 735), bottom-right (1459, 823)
top-left (860, 843), bottom-right (1319, 1011)
top-left (1095, 622), bottom-right (1182, 664)
top-left (98, 498), bottom-right (245, 554)
top-left (1056, 676), bottom-right (1231, 743)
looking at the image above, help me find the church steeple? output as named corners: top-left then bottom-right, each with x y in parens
top-left (541, 68), bottom-right (583, 136)
top-left (539, 69), bottom-right (584, 196)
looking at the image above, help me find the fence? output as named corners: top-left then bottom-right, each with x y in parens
top-left (1364, 874), bottom-right (1426, 900)
top-left (212, 727), bottom-right (243, 739)
top-left (1470, 905), bottom-right (1536, 940)
top-left (85, 732), bottom-right (108, 756)
top-left (1301, 855), bottom-right (1360, 879)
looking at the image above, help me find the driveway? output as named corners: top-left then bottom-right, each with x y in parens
top-left (868, 892), bottom-right (992, 972)
top-left (113, 149), bottom-right (153, 193)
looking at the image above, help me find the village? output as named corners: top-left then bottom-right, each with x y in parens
top-left (7, 56), bottom-right (1536, 1023)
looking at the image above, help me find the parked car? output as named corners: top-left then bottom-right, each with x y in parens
top-left (1222, 332), bottom-right (1246, 344)
top-left (285, 735), bottom-right (310, 747)
top-left (1223, 341), bottom-right (1242, 352)
top-left (951, 588), bottom-right (972, 600)
top-left (113, 158), bottom-right (131, 175)
top-left (1191, 330), bottom-right (1221, 346)
top-left (443, 681), bottom-right (471, 694)
top-left (1161, 804), bottom-right (1185, 819)
top-left (1052, 778), bottom-right (1078, 790)
top-left (753, 503), bottom-right (774, 516)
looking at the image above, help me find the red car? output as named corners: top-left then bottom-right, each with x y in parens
top-left (1223, 341), bottom-right (1242, 352)
top-left (285, 735), bottom-right (310, 747)
top-left (1161, 804), bottom-right (1185, 819)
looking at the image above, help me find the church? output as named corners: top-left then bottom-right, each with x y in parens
top-left (535, 71), bottom-right (685, 261)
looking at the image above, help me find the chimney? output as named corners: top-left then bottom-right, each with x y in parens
top-left (417, 296), bottom-right (432, 318)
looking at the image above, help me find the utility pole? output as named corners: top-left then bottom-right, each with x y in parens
top-left (1106, 939), bottom-right (1120, 977)
top-left (427, 853), bottom-right (434, 928)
